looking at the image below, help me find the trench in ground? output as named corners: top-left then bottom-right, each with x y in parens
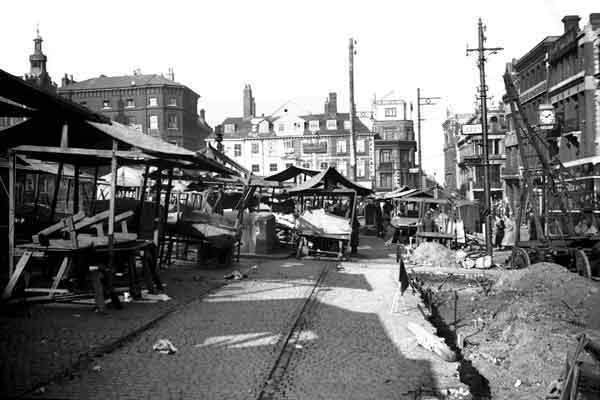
top-left (412, 273), bottom-right (493, 400)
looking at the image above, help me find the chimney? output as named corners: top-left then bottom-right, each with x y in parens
top-left (167, 67), bottom-right (175, 81)
top-left (243, 84), bottom-right (255, 118)
top-left (199, 109), bottom-right (206, 121)
top-left (324, 92), bottom-right (337, 114)
top-left (561, 15), bottom-right (580, 33)
top-left (590, 13), bottom-right (600, 30)
top-left (61, 73), bottom-right (69, 87)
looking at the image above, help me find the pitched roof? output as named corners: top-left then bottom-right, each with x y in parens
top-left (288, 167), bottom-right (372, 196)
top-left (58, 74), bottom-right (186, 91)
top-left (264, 165), bottom-right (320, 182)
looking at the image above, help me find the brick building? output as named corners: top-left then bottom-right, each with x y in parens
top-left (369, 94), bottom-right (419, 191)
top-left (442, 112), bottom-right (474, 192)
top-left (58, 70), bottom-right (211, 150)
top-left (210, 87), bottom-right (375, 188)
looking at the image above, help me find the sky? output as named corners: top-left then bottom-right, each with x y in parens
top-left (1, 0), bottom-right (598, 183)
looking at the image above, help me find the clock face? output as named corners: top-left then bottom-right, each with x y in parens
top-left (539, 110), bottom-right (555, 125)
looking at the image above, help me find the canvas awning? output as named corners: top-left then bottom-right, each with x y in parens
top-left (264, 165), bottom-right (320, 182)
top-left (287, 167), bottom-right (372, 196)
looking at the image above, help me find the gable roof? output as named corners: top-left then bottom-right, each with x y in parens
top-left (58, 74), bottom-right (187, 91)
top-left (288, 167), bottom-right (372, 196)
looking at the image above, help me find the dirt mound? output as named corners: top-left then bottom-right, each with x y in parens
top-left (410, 242), bottom-right (457, 268)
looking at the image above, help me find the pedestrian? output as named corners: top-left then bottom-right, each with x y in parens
top-left (494, 213), bottom-right (505, 249)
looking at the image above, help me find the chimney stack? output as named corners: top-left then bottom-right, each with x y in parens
top-left (167, 67), bottom-right (175, 81)
top-left (199, 109), bottom-right (206, 121)
top-left (561, 15), bottom-right (581, 33)
top-left (324, 92), bottom-right (337, 114)
top-left (243, 84), bottom-right (255, 118)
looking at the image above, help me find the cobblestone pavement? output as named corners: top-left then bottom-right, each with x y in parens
top-left (268, 262), bottom-right (464, 400)
top-left (30, 236), bottom-right (465, 400)
top-left (38, 260), bottom-right (328, 399)
top-left (0, 260), bottom-right (255, 399)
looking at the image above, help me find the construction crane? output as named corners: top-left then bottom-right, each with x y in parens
top-left (503, 71), bottom-right (598, 278)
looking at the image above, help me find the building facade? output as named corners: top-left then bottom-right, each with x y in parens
top-left (443, 112), bottom-right (474, 192)
top-left (58, 71), bottom-right (211, 150)
top-left (502, 13), bottom-right (600, 212)
top-left (370, 94), bottom-right (419, 191)
top-left (211, 88), bottom-right (376, 188)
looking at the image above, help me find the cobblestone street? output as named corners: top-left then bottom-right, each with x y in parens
top-left (33, 239), bottom-right (465, 400)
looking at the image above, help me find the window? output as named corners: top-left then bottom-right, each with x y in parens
top-left (278, 123), bottom-right (285, 132)
top-left (380, 150), bottom-right (391, 163)
top-left (258, 120), bottom-right (270, 134)
top-left (126, 99), bottom-right (135, 108)
top-left (284, 140), bottom-right (294, 153)
top-left (383, 127), bottom-right (397, 140)
top-left (80, 101), bottom-right (87, 107)
top-left (127, 116), bottom-right (137, 125)
top-left (337, 161), bottom-right (347, 176)
top-left (167, 114), bottom-right (178, 129)
top-left (356, 139), bottom-right (365, 153)
top-left (149, 115), bottom-right (158, 130)
top-left (385, 107), bottom-right (397, 117)
top-left (224, 124), bottom-right (235, 134)
top-left (252, 164), bottom-right (260, 173)
top-left (168, 97), bottom-right (177, 106)
top-left (320, 162), bottom-right (328, 170)
top-left (270, 163), bottom-right (278, 172)
top-left (357, 160), bottom-right (365, 177)
top-left (336, 139), bottom-right (347, 154)
top-left (285, 163), bottom-right (293, 169)
top-left (102, 100), bottom-right (111, 109)
top-left (309, 120), bottom-right (320, 131)
top-left (326, 119), bottom-right (337, 130)
top-left (149, 97), bottom-right (158, 107)
top-left (380, 173), bottom-right (393, 188)
top-left (234, 144), bottom-right (242, 157)
top-left (251, 143), bottom-right (259, 154)
top-left (344, 120), bottom-right (351, 130)
top-left (302, 162), bottom-right (311, 169)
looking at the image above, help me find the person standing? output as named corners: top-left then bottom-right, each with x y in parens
top-left (495, 213), bottom-right (505, 249)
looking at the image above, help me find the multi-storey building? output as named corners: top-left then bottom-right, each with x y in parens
top-left (502, 13), bottom-right (600, 211)
top-left (58, 70), bottom-right (211, 150)
top-left (369, 94), bottom-right (419, 191)
top-left (443, 106), bottom-right (506, 202)
top-left (211, 88), bottom-right (376, 188)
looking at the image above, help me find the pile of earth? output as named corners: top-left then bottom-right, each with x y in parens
top-left (410, 242), bottom-right (457, 268)
top-left (450, 262), bottom-right (600, 399)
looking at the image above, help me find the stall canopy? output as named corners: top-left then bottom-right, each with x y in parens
top-left (287, 167), bottom-right (372, 196)
top-left (199, 143), bottom-right (249, 176)
top-left (264, 165), bottom-right (320, 183)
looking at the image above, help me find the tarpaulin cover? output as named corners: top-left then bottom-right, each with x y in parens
top-left (295, 209), bottom-right (351, 237)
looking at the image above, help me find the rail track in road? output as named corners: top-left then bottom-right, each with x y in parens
top-left (256, 262), bottom-right (331, 400)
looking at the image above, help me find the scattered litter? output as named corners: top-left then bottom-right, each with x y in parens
top-left (474, 255), bottom-right (492, 269)
top-left (336, 265), bottom-right (345, 271)
top-left (514, 379), bottom-right (521, 388)
top-left (153, 339), bottom-right (178, 355)
top-left (92, 365), bottom-right (102, 372)
top-left (122, 292), bottom-right (132, 303)
top-left (143, 293), bottom-right (171, 302)
top-left (411, 243), bottom-right (457, 268)
top-left (294, 344), bottom-right (303, 349)
top-left (224, 270), bottom-right (247, 280)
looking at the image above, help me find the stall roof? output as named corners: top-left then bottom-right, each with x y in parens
top-left (0, 68), bottom-right (108, 123)
top-left (287, 167), bottom-right (372, 196)
top-left (0, 96), bottom-right (37, 118)
top-left (264, 165), bottom-right (320, 182)
top-left (200, 143), bottom-right (249, 176)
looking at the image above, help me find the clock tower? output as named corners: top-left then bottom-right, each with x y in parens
top-left (25, 26), bottom-right (56, 92)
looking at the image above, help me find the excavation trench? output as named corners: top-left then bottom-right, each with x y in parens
top-left (412, 273), bottom-right (493, 400)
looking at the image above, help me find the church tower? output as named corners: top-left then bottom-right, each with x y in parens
top-left (25, 26), bottom-right (56, 92)
top-left (243, 84), bottom-right (256, 119)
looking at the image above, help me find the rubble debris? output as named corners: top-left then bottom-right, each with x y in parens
top-left (153, 339), bottom-right (178, 355)
top-left (224, 270), bottom-right (247, 280)
top-left (406, 321), bottom-right (457, 362)
top-left (410, 243), bottom-right (457, 268)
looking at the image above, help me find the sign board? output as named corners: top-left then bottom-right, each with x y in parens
top-left (408, 168), bottom-right (420, 174)
top-left (462, 124), bottom-right (482, 135)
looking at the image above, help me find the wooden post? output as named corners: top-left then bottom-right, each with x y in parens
top-left (136, 165), bottom-right (150, 236)
top-left (8, 150), bottom-right (16, 276)
top-left (108, 140), bottom-right (118, 273)
top-left (49, 162), bottom-right (64, 223)
top-left (73, 164), bottom-right (80, 214)
top-left (32, 173), bottom-right (40, 215)
top-left (153, 168), bottom-right (162, 247)
top-left (159, 168), bottom-right (173, 265)
top-left (91, 165), bottom-right (99, 215)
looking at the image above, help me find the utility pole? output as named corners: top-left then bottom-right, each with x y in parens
top-left (467, 18), bottom-right (503, 257)
top-left (349, 37), bottom-right (357, 181)
top-left (416, 88), bottom-right (440, 190)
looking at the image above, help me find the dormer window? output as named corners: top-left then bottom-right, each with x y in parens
top-left (326, 119), bottom-right (337, 130)
top-left (102, 100), bottom-right (111, 109)
top-left (309, 120), bottom-right (320, 132)
top-left (259, 120), bottom-right (270, 134)
top-left (385, 107), bottom-right (397, 117)
top-left (343, 120), bottom-right (351, 130)
top-left (224, 124), bottom-right (235, 134)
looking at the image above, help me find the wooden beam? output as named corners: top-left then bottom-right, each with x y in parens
top-left (8, 150), bottom-right (16, 276)
top-left (73, 164), bottom-right (80, 214)
top-left (108, 140), bottom-right (118, 273)
top-left (49, 162), bottom-right (64, 223)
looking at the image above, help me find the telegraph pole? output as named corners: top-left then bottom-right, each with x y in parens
top-left (349, 38), bottom-right (357, 181)
top-left (416, 88), bottom-right (440, 190)
top-left (467, 18), bottom-right (503, 257)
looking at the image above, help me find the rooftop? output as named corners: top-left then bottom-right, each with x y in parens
top-left (58, 73), bottom-right (186, 91)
